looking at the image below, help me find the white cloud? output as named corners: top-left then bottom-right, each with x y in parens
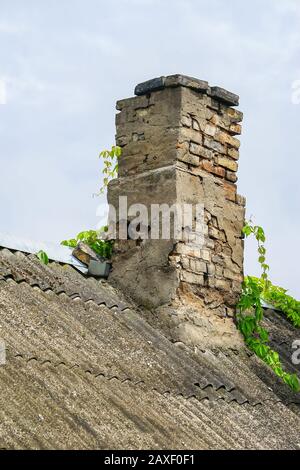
top-left (0, 79), bottom-right (7, 104)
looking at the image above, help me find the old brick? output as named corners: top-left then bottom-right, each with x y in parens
top-left (194, 260), bottom-right (207, 273)
top-left (176, 243), bottom-right (201, 258)
top-left (201, 160), bottom-right (226, 178)
top-left (181, 257), bottom-right (190, 270)
top-left (181, 127), bottom-right (203, 145)
top-left (192, 118), bottom-right (200, 131)
top-left (226, 107), bottom-right (243, 123)
top-left (207, 263), bottom-right (215, 275)
top-left (203, 136), bottom-right (226, 154)
top-left (229, 124), bottom-right (242, 135)
top-left (181, 115), bottom-right (192, 127)
top-left (236, 194), bottom-right (246, 207)
top-left (213, 166), bottom-right (226, 178)
top-left (216, 131), bottom-right (240, 149)
top-left (227, 147), bottom-right (239, 160)
top-left (218, 157), bottom-right (238, 172)
top-left (190, 141), bottom-right (203, 156)
top-left (204, 124), bottom-right (217, 137)
top-left (201, 249), bottom-right (211, 261)
top-left (225, 170), bottom-right (238, 183)
top-left (181, 271), bottom-right (205, 285)
top-left (197, 147), bottom-right (214, 160)
top-left (215, 279), bottom-right (231, 291)
top-left (209, 114), bottom-right (220, 126)
top-left (223, 269), bottom-right (243, 281)
top-left (224, 182), bottom-right (237, 202)
top-left (178, 151), bottom-right (200, 166)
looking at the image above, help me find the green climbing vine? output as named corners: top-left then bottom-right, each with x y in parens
top-left (99, 145), bottom-right (122, 194)
top-left (61, 145), bottom-right (122, 257)
top-left (254, 277), bottom-right (300, 328)
top-left (238, 221), bottom-right (300, 392)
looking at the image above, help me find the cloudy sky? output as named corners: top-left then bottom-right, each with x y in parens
top-left (0, 0), bottom-right (299, 296)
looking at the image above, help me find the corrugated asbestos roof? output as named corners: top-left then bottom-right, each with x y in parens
top-left (0, 246), bottom-right (299, 449)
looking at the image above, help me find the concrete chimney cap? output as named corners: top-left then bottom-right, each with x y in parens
top-left (134, 74), bottom-right (239, 107)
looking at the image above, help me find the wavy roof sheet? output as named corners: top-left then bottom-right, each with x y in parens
top-left (0, 246), bottom-right (299, 449)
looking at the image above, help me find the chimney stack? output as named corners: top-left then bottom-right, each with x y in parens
top-left (108, 75), bottom-right (245, 346)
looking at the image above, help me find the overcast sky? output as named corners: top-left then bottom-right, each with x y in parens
top-left (0, 0), bottom-right (299, 296)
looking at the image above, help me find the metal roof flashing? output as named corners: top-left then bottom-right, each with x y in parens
top-left (0, 232), bottom-right (88, 274)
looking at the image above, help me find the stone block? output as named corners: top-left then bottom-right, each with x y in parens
top-left (201, 161), bottom-right (225, 178)
top-left (215, 278), bottom-right (231, 291)
top-left (226, 107), bottom-right (243, 123)
top-left (216, 131), bottom-right (241, 149)
top-left (227, 147), bottom-right (239, 160)
top-left (229, 124), bottom-right (242, 135)
top-left (189, 141), bottom-right (203, 156)
top-left (203, 136), bottom-right (226, 154)
top-left (192, 118), bottom-right (200, 131)
top-left (224, 182), bottom-right (237, 202)
top-left (181, 115), bottom-right (192, 127)
top-left (217, 157), bottom-right (238, 172)
top-left (181, 271), bottom-right (205, 285)
top-left (236, 194), bottom-right (246, 207)
top-left (204, 124), bottom-right (217, 137)
top-left (201, 249), bottom-right (211, 261)
top-left (225, 170), bottom-right (238, 183)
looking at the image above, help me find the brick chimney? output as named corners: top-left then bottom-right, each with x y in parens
top-left (108, 75), bottom-right (245, 347)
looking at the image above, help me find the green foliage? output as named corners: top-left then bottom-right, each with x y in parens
top-left (61, 229), bottom-right (113, 259)
top-left (242, 222), bottom-right (269, 282)
top-left (61, 145), bottom-right (120, 260)
top-left (262, 281), bottom-right (300, 328)
top-left (36, 250), bottom-right (49, 265)
top-left (238, 221), bottom-right (300, 392)
top-left (99, 145), bottom-right (122, 194)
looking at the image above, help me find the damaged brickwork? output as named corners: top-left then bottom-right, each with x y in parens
top-left (108, 75), bottom-right (246, 344)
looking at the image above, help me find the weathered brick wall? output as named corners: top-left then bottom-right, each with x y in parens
top-left (108, 75), bottom-right (245, 322)
top-left (173, 84), bottom-right (245, 319)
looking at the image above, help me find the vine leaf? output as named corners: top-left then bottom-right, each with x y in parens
top-left (238, 221), bottom-right (300, 392)
top-left (98, 145), bottom-right (122, 194)
top-left (36, 250), bottom-right (49, 265)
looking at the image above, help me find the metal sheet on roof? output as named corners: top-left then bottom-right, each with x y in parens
top-left (0, 232), bottom-right (88, 274)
